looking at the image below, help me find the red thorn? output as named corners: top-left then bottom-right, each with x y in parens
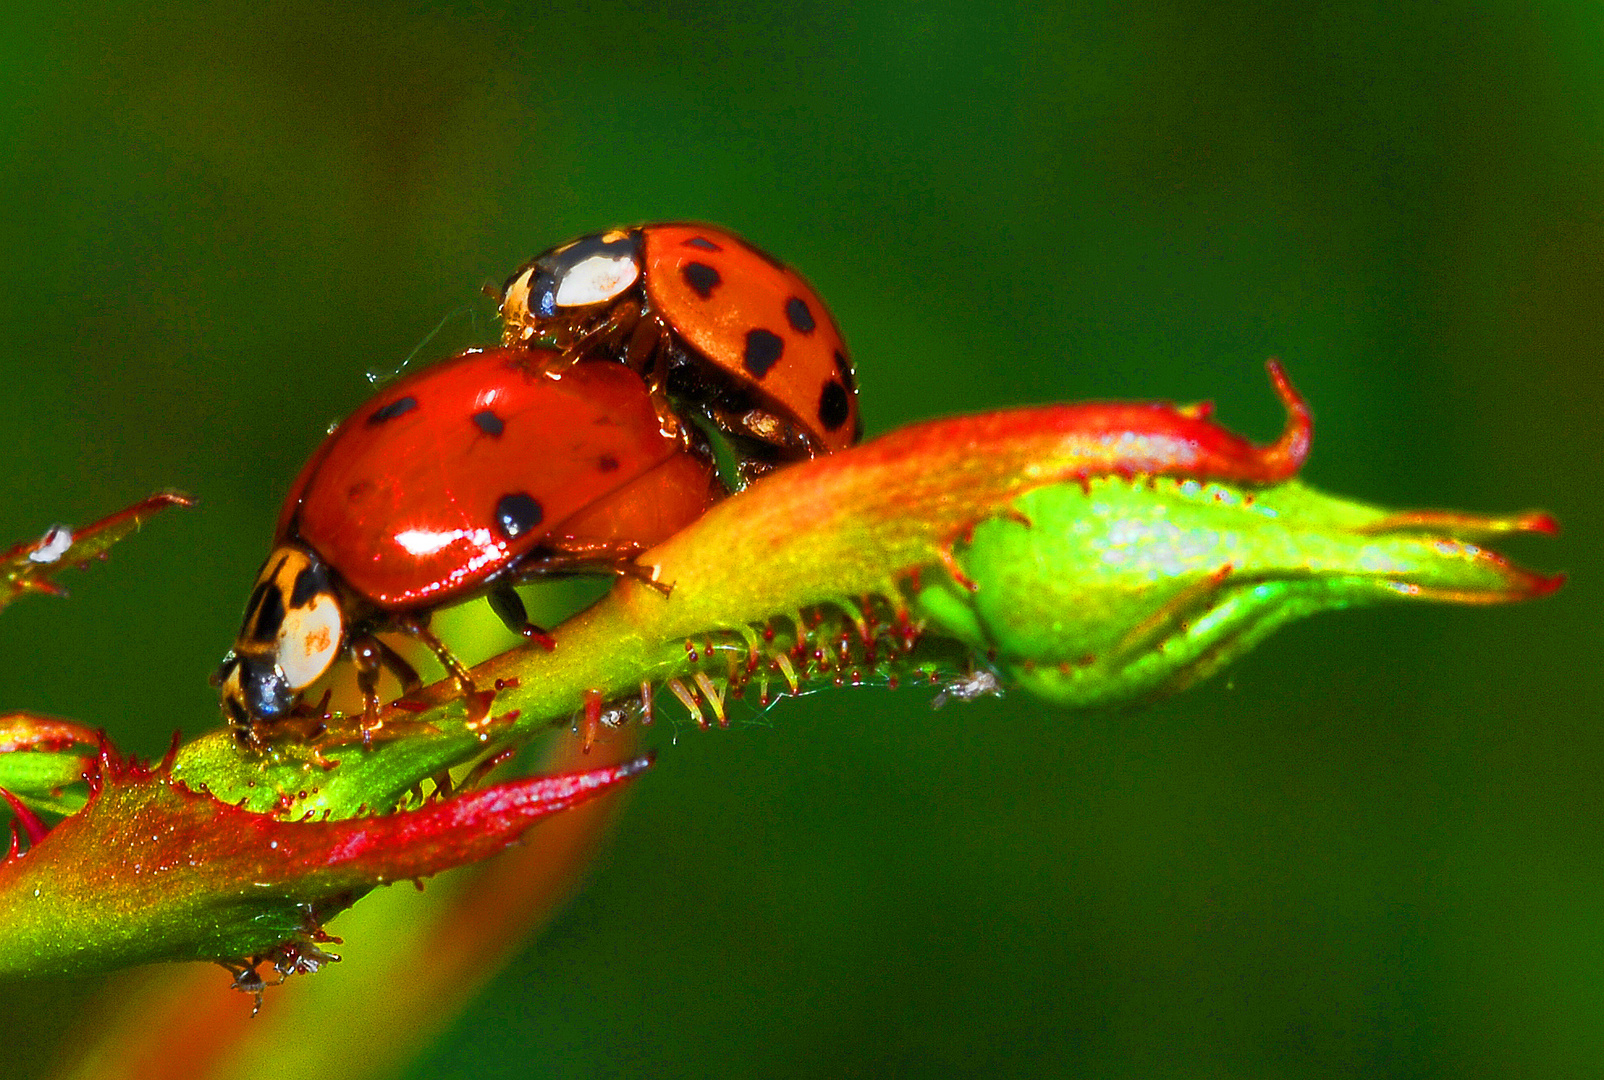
top-left (0, 787), bottom-right (50, 845)
top-left (463, 690), bottom-right (496, 726)
top-left (158, 730), bottom-right (182, 773)
top-left (1528, 572), bottom-right (1567, 598)
top-left (95, 730), bottom-right (122, 780)
top-left (521, 625), bottom-right (557, 651)
top-left (582, 689), bottom-right (603, 754)
top-left (5, 823), bottom-right (17, 860)
top-left (460, 746), bottom-right (519, 791)
top-left (1260, 359), bottom-right (1313, 480)
top-left (1521, 512), bottom-right (1561, 536)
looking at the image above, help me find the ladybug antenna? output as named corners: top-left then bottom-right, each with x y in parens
top-left (368, 305), bottom-right (477, 386)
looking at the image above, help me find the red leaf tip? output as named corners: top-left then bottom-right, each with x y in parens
top-left (1261, 359), bottom-right (1313, 479)
top-left (1528, 571), bottom-right (1567, 598)
top-left (0, 787), bottom-right (49, 846)
top-left (1518, 512), bottom-right (1561, 536)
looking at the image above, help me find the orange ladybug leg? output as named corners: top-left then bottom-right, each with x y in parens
top-left (488, 584), bottom-right (556, 651)
top-left (621, 309), bottom-right (666, 376)
top-left (349, 635), bottom-right (389, 740)
top-left (373, 637), bottom-right (423, 694)
top-left (560, 300), bottom-right (642, 370)
top-left (397, 614), bottom-right (496, 726)
top-left (396, 615), bottom-right (475, 695)
top-left (620, 313), bottom-right (681, 439)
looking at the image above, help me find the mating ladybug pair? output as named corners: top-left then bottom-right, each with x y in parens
top-left (216, 224), bottom-right (861, 739)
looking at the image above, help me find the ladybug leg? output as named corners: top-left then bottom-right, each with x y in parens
top-left (373, 637), bottom-right (423, 695)
top-left (395, 614), bottom-right (476, 696)
top-left (711, 411), bottom-right (815, 481)
top-left (621, 309), bottom-right (665, 376)
top-left (625, 315), bottom-right (681, 439)
top-left (487, 583), bottom-right (557, 651)
top-left (401, 616), bottom-right (498, 727)
top-left (606, 554), bottom-right (673, 596)
top-left (349, 634), bottom-right (388, 736)
top-left (528, 543), bottom-right (674, 597)
top-left (559, 300), bottom-right (642, 370)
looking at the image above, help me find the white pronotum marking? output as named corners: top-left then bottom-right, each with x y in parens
top-left (277, 592), bottom-right (344, 690)
top-left (554, 253), bottom-right (639, 308)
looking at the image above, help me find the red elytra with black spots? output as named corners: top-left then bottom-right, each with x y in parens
top-left (278, 346), bottom-right (719, 607)
top-left (215, 345), bottom-right (723, 732)
top-left (219, 345), bottom-right (721, 731)
top-left (500, 223), bottom-right (861, 461)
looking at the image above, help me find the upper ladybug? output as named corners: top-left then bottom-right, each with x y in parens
top-left (499, 223), bottom-right (861, 475)
top-left (215, 346), bottom-right (722, 741)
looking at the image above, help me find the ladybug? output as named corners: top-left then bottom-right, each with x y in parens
top-left (499, 223), bottom-right (861, 474)
top-left (216, 346), bottom-right (722, 739)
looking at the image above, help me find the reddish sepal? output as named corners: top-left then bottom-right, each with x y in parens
top-left (0, 732), bottom-right (652, 977)
top-left (0, 711), bottom-right (99, 753)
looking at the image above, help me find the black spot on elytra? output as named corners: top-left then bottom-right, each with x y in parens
top-left (682, 262), bottom-right (721, 299)
top-left (785, 297), bottom-right (816, 334)
top-left (369, 396), bottom-right (417, 424)
top-left (833, 349), bottom-right (857, 391)
top-left (472, 409), bottom-right (505, 437)
top-left (495, 492), bottom-right (544, 540)
top-left (289, 563), bottom-right (329, 608)
top-left (598, 455), bottom-right (620, 473)
top-left (743, 329), bottom-right (785, 377)
top-left (683, 235), bottom-right (722, 252)
top-left (251, 582), bottom-right (287, 643)
top-left (819, 380), bottom-right (851, 432)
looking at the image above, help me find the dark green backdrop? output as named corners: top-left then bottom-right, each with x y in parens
top-left (2, 1), bottom-right (1598, 1076)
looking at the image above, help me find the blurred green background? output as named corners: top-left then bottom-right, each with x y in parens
top-left (1, 1), bottom-right (1599, 1076)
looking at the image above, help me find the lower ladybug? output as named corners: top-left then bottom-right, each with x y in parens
top-left (498, 223), bottom-right (862, 474)
top-left (216, 346), bottom-right (722, 740)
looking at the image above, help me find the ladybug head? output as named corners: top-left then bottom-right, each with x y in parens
top-left (216, 544), bottom-right (344, 727)
top-left (500, 228), bottom-right (643, 339)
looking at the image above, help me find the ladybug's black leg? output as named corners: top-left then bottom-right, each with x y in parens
top-left (488, 584), bottom-right (556, 651)
top-left (524, 543), bottom-right (675, 598)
